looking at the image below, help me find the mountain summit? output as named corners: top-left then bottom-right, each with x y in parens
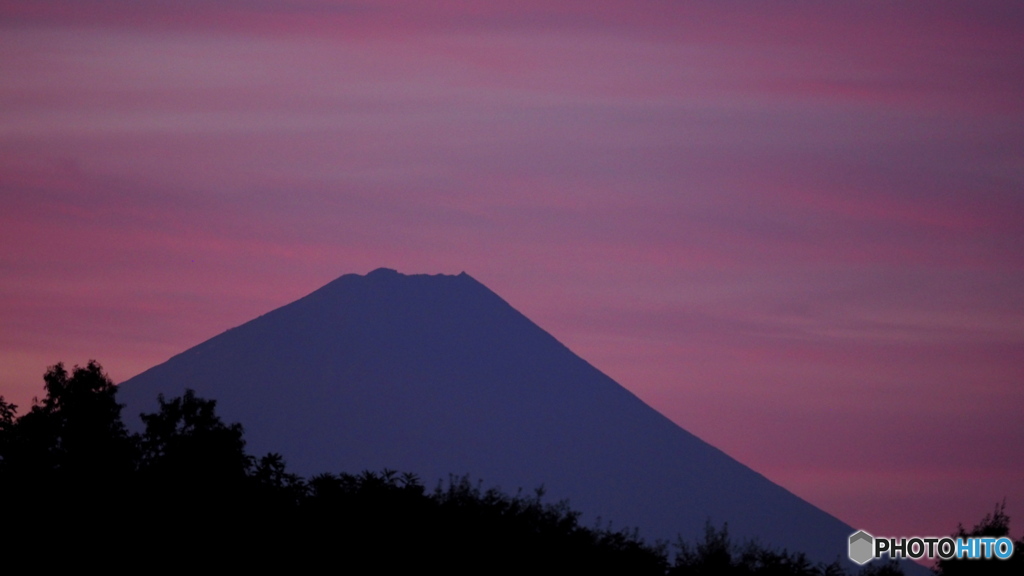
top-left (120, 268), bottom-right (855, 565)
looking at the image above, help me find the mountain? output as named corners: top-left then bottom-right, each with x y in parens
top-left (118, 269), bottom-right (865, 567)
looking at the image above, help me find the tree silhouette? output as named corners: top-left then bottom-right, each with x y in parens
top-left (138, 388), bottom-right (251, 484)
top-left (15, 360), bottom-right (995, 574)
top-left (0, 362), bottom-right (137, 565)
top-left (0, 395), bottom-right (15, 425)
top-left (132, 387), bottom-right (255, 562)
top-left (934, 501), bottom-right (1023, 576)
top-left (0, 361), bottom-right (135, 484)
top-left (669, 521), bottom-right (854, 576)
top-left (0, 395), bottom-right (16, 479)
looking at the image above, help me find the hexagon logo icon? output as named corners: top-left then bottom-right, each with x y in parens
top-left (849, 530), bottom-right (874, 565)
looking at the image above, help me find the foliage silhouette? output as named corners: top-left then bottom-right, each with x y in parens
top-left (0, 362), bottom-right (138, 566)
top-left (933, 501), bottom-right (1023, 576)
top-left (856, 561), bottom-right (907, 576)
top-left (0, 395), bottom-right (15, 426)
top-left (0, 362), bottom-right (673, 572)
top-left (0, 361), bottom-right (135, 482)
top-left (0, 395), bottom-right (16, 465)
top-left (669, 521), bottom-right (851, 576)
top-left (10, 360), bottom-right (1012, 575)
top-left (138, 389), bottom-right (251, 484)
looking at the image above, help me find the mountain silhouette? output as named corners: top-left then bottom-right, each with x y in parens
top-left (118, 268), bottom-right (867, 567)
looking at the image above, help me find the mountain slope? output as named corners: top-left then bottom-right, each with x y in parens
top-left (120, 268), bottom-right (859, 566)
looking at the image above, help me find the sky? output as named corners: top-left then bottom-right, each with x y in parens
top-left (2, 0), bottom-right (1022, 548)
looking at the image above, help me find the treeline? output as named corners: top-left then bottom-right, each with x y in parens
top-left (0, 362), bottom-right (1010, 573)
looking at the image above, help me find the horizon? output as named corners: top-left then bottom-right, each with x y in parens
top-left (2, 0), bottom-right (1022, 554)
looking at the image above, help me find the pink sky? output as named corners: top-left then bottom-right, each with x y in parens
top-left (2, 0), bottom-right (1022, 546)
